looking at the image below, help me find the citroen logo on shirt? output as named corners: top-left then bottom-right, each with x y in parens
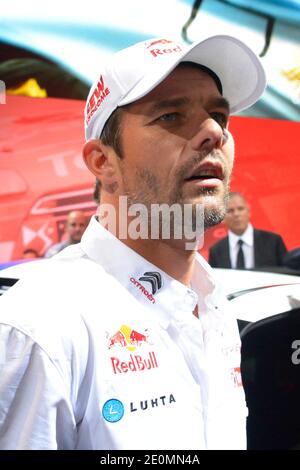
top-left (138, 271), bottom-right (163, 295)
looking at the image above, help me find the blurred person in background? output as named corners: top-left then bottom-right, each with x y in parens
top-left (209, 192), bottom-right (287, 269)
top-left (22, 248), bottom-right (40, 259)
top-left (44, 210), bottom-right (88, 258)
top-left (283, 246), bottom-right (300, 272)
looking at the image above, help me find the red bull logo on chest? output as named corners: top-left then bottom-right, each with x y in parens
top-left (111, 351), bottom-right (158, 375)
top-left (106, 324), bottom-right (151, 351)
top-left (106, 324), bottom-right (159, 374)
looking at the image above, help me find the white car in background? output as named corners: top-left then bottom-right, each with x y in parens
top-left (211, 268), bottom-right (300, 450)
top-left (213, 267), bottom-right (300, 300)
top-left (1, 262), bottom-right (300, 449)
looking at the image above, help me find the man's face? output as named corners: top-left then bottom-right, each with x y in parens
top-left (224, 195), bottom-right (250, 235)
top-left (112, 64), bottom-right (235, 232)
top-left (67, 212), bottom-right (87, 243)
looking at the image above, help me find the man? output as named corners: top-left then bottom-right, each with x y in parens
top-left (44, 210), bottom-right (88, 258)
top-left (209, 192), bottom-right (287, 269)
top-left (283, 246), bottom-right (300, 271)
top-left (22, 248), bottom-right (40, 259)
top-left (0, 35), bottom-right (266, 450)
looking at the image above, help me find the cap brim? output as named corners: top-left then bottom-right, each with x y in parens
top-left (120, 35), bottom-right (266, 114)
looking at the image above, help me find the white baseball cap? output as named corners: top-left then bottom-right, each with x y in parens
top-left (85, 35), bottom-right (266, 140)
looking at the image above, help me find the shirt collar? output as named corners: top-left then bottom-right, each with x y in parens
top-left (80, 216), bottom-right (218, 328)
top-left (228, 223), bottom-right (254, 247)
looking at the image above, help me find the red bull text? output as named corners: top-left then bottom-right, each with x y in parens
top-left (111, 351), bottom-right (158, 374)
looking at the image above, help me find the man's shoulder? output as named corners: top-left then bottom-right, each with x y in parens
top-left (0, 260), bottom-right (92, 389)
top-left (44, 240), bottom-right (70, 258)
top-left (0, 255), bottom-right (144, 336)
top-left (210, 236), bottom-right (229, 252)
top-left (0, 258), bottom-right (102, 333)
top-left (254, 228), bottom-right (283, 241)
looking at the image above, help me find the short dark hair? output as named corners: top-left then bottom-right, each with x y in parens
top-left (93, 178), bottom-right (101, 205)
top-left (95, 107), bottom-right (124, 199)
top-left (23, 248), bottom-right (39, 258)
top-left (100, 107), bottom-right (124, 156)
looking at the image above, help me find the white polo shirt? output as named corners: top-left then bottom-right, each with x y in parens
top-left (0, 216), bottom-right (247, 450)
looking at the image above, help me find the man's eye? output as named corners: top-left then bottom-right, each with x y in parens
top-left (157, 113), bottom-right (178, 122)
top-left (210, 112), bottom-right (228, 128)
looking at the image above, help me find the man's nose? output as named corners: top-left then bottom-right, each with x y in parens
top-left (190, 118), bottom-right (225, 154)
top-left (233, 211), bottom-right (241, 217)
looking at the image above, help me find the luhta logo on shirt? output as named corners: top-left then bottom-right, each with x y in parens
top-left (130, 393), bottom-right (176, 413)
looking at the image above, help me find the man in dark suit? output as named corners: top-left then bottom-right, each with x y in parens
top-left (209, 192), bottom-right (287, 269)
top-left (283, 247), bottom-right (300, 271)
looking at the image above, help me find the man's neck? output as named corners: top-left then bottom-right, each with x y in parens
top-left (122, 237), bottom-right (197, 287)
top-left (97, 196), bottom-right (198, 287)
top-left (229, 224), bottom-right (249, 237)
top-left (98, 219), bottom-right (196, 287)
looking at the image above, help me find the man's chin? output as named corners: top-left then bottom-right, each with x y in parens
top-left (202, 197), bottom-right (227, 230)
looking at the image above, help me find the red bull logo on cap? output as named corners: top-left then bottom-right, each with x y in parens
top-left (145, 38), bottom-right (174, 48)
top-left (145, 38), bottom-right (183, 58)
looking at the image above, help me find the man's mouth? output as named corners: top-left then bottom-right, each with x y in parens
top-left (184, 161), bottom-right (224, 183)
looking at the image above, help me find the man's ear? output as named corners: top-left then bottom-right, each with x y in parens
top-left (83, 140), bottom-right (120, 195)
top-left (83, 139), bottom-right (110, 177)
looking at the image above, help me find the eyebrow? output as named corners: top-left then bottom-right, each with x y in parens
top-left (147, 97), bottom-right (189, 114)
top-left (147, 96), bottom-right (230, 115)
top-left (208, 97), bottom-right (230, 113)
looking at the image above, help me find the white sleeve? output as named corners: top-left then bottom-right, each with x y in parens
top-left (0, 324), bottom-right (77, 450)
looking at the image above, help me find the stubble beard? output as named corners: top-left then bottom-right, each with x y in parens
top-left (120, 150), bottom-right (231, 241)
